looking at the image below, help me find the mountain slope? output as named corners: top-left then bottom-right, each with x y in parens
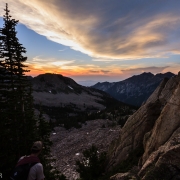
top-left (31, 73), bottom-right (116, 110)
top-left (92, 72), bottom-right (175, 107)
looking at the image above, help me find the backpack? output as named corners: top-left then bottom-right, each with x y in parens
top-left (10, 162), bottom-right (38, 180)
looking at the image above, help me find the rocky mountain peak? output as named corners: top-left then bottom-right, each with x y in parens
top-left (155, 71), bottom-right (175, 78)
top-left (127, 72), bottom-right (154, 81)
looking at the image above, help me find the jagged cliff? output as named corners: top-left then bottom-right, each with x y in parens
top-left (108, 72), bottom-right (180, 180)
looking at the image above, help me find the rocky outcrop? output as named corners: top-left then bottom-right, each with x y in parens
top-left (107, 90), bottom-right (163, 169)
top-left (108, 72), bottom-right (180, 180)
top-left (142, 78), bottom-right (180, 163)
top-left (139, 133), bottom-right (180, 180)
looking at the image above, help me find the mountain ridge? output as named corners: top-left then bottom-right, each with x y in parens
top-left (31, 73), bottom-right (113, 109)
top-left (91, 72), bottom-right (175, 107)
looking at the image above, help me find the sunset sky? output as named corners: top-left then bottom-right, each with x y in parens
top-left (0, 0), bottom-right (180, 86)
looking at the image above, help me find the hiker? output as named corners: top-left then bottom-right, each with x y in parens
top-left (10, 141), bottom-right (45, 180)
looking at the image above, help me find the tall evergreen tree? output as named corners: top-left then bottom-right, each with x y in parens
top-left (0, 4), bottom-right (66, 179)
top-left (0, 4), bottom-right (37, 178)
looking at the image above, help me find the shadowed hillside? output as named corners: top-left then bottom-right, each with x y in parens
top-left (92, 72), bottom-right (175, 107)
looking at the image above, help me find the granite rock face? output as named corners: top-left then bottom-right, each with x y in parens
top-left (107, 92), bottom-right (163, 170)
top-left (108, 73), bottom-right (180, 180)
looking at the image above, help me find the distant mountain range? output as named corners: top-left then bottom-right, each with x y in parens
top-left (91, 72), bottom-right (175, 107)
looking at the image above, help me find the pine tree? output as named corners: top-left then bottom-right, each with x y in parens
top-left (0, 4), bottom-right (67, 179)
top-left (0, 4), bottom-right (37, 178)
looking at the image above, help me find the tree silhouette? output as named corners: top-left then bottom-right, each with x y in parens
top-left (0, 4), bottom-right (65, 179)
top-left (0, 4), bottom-right (37, 178)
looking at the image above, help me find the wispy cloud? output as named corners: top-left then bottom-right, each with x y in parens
top-left (89, 70), bottom-right (99, 73)
top-left (101, 70), bottom-right (110, 74)
top-left (58, 48), bottom-right (68, 52)
top-left (88, 69), bottom-right (110, 74)
top-left (121, 66), bottom-right (169, 74)
top-left (31, 56), bottom-right (75, 65)
top-left (92, 58), bottom-right (120, 62)
top-left (51, 60), bottom-right (75, 66)
top-left (1, 0), bottom-right (180, 61)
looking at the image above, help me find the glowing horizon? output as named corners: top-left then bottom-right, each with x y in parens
top-left (0, 0), bottom-right (180, 85)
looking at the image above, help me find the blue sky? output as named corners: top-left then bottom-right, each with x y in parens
top-left (0, 0), bottom-right (180, 86)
